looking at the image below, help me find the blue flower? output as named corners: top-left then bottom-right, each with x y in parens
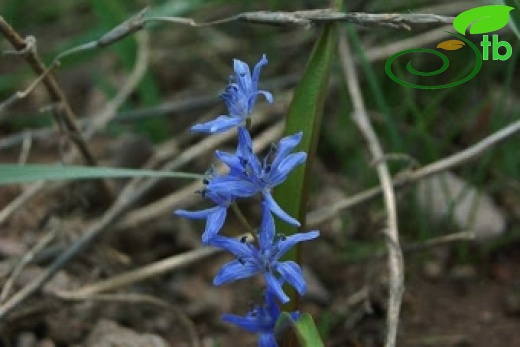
top-left (191, 55), bottom-right (273, 133)
top-left (207, 126), bottom-right (306, 226)
top-left (210, 202), bottom-right (319, 303)
top-left (222, 290), bottom-right (299, 347)
top-left (174, 173), bottom-right (235, 243)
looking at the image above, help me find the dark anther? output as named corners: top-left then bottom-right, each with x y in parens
top-left (240, 236), bottom-right (248, 243)
top-left (265, 164), bottom-right (272, 173)
top-left (276, 233), bottom-right (286, 241)
top-left (202, 178), bottom-right (210, 185)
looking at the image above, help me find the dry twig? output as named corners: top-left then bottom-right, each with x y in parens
top-left (339, 31), bottom-right (404, 347)
top-left (307, 118), bottom-right (520, 227)
top-left (148, 9), bottom-right (453, 30)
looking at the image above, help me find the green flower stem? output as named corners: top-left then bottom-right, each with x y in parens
top-left (231, 202), bottom-right (258, 244)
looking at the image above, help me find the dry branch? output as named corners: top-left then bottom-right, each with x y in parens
top-left (148, 9), bottom-right (453, 30)
top-left (339, 31), bottom-right (404, 347)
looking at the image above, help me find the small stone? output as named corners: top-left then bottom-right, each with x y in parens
top-left (415, 172), bottom-right (505, 240)
top-left (84, 319), bottom-right (168, 347)
top-left (504, 284), bottom-right (520, 315)
top-left (423, 261), bottom-right (444, 281)
top-left (16, 332), bottom-right (37, 347)
top-left (448, 265), bottom-right (478, 282)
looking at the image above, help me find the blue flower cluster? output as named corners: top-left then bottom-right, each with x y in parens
top-left (175, 55), bottom-right (319, 347)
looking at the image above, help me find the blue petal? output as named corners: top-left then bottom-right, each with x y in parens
top-left (214, 259), bottom-right (259, 285)
top-left (221, 313), bottom-right (265, 333)
top-left (276, 231), bottom-right (320, 258)
top-left (203, 189), bottom-right (234, 207)
top-left (258, 202), bottom-right (276, 249)
top-left (209, 236), bottom-right (252, 258)
top-left (264, 271), bottom-right (289, 304)
top-left (208, 176), bottom-right (258, 197)
top-left (248, 90), bottom-right (273, 109)
top-left (257, 90), bottom-right (273, 103)
top-left (191, 115), bottom-right (243, 133)
top-left (264, 290), bottom-right (281, 318)
top-left (215, 150), bottom-right (245, 175)
top-left (268, 152), bottom-right (307, 186)
top-left (271, 132), bottom-right (303, 169)
top-left (258, 333), bottom-right (278, 347)
top-left (263, 193), bottom-right (300, 226)
top-left (237, 126), bottom-right (253, 154)
top-left (275, 261), bottom-right (306, 296)
top-left (251, 54), bottom-right (268, 90)
top-left (234, 59), bottom-right (252, 95)
top-left (201, 207), bottom-right (227, 243)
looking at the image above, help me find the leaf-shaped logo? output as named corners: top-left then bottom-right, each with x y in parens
top-left (453, 5), bottom-right (515, 35)
top-left (504, 0), bottom-right (520, 39)
top-left (437, 39), bottom-right (465, 50)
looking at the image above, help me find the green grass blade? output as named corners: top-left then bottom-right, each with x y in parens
top-left (275, 312), bottom-right (325, 347)
top-left (272, 23), bottom-right (336, 308)
top-left (0, 164), bottom-right (201, 185)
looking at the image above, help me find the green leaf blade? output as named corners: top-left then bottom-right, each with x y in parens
top-left (0, 164), bottom-right (201, 185)
top-left (272, 23), bottom-right (337, 309)
top-left (275, 312), bottom-right (325, 347)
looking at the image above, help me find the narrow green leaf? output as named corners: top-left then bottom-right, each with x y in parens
top-left (453, 5), bottom-right (514, 35)
top-left (503, 0), bottom-right (520, 38)
top-left (272, 23), bottom-right (337, 308)
top-left (275, 312), bottom-right (325, 347)
top-left (0, 164), bottom-right (201, 185)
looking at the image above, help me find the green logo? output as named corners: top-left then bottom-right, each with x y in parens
top-left (385, 5), bottom-right (515, 89)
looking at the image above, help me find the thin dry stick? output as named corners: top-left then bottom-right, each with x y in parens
top-left (307, 118), bottom-right (520, 227)
top-left (365, 25), bottom-right (452, 62)
top-left (0, 17), bottom-right (111, 200)
top-left (0, 64), bottom-right (56, 113)
top-left (56, 247), bottom-right (219, 299)
top-left (0, 182), bottom-right (45, 225)
top-left (339, 31), bottom-right (404, 347)
top-left (147, 9), bottom-right (453, 30)
top-left (84, 31), bottom-right (150, 137)
top-left (0, 225), bottom-right (59, 303)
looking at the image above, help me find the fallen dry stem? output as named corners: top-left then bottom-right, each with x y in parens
top-left (307, 119), bottom-right (520, 228)
top-left (148, 9), bottom-right (453, 30)
top-left (0, 224), bottom-right (59, 303)
top-left (339, 31), bottom-right (404, 347)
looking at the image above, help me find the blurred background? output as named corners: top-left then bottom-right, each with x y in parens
top-left (0, 0), bottom-right (519, 346)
